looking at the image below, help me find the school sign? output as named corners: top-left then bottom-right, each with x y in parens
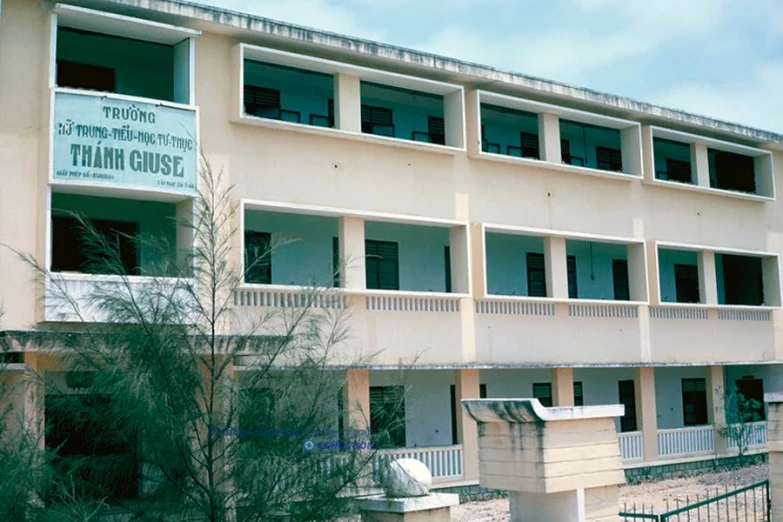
top-left (52, 91), bottom-right (197, 195)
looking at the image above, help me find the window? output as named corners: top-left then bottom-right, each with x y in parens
top-left (674, 264), bottom-right (700, 303)
top-left (51, 216), bottom-right (139, 275)
top-left (618, 380), bottom-right (637, 432)
top-left (361, 105), bottom-right (394, 137)
top-left (444, 246), bottom-right (452, 293)
top-left (56, 60), bottom-right (116, 92)
top-left (612, 259), bottom-right (630, 301)
top-left (533, 382), bottom-right (583, 407)
top-left (428, 116), bottom-right (446, 145)
top-left (450, 384), bottom-right (486, 444)
top-left (245, 231), bottom-right (271, 284)
top-left (721, 254), bottom-right (764, 306)
top-left (370, 386), bottom-right (405, 448)
top-left (596, 146), bottom-right (623, 172)
top-left (526, 252), bottom-right (547, 298)
top-left (665, 158), bottom-right (692, 184)
top-left (332, 237), bottom-right (340, 288)
top-left (365, 240), bottom-right (399, 290)
top-left (682, 378), bottom-right (708, 426)
top-left (520, 131), bottom-right (540, 159)
top-left (736, 377), bottom-right (765, 421)
top-left (244, 85), bottom-right (281, 118)
top-left (567, 255), bottom-right (578, 299)
top-left (709, 150), bottom-right (756, 194)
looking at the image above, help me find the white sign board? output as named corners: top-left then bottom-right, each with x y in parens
top-left (53, 91), bottom-right (198, 195)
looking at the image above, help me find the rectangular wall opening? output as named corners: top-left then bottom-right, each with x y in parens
top-left (50, 192), bottom-right (179, 277)
top-left (708, 149), bottom-right (757, 194)
top-left (243, 210), bottom-right (338, 287)
top-left (243, 60), bottom-right (335, 128)
top-left (56, 28), bottom-right (187, 103)
top-left (565, 239), bottom-right (631, 300)
top-left (360, 82), bottom-right (445, 145)
top-left (479, 104), bottom-right (540, 158)
top-left (716, 253), bottom-right (766, 306)
top-left (658, 248), bottom-right (701, 303)
top-left (653, 138), bottom-right (693, 183)
top-left (362, 221), bottom-right (451, 292)
top-left (560, 120), bottom-right (623, 173)
top-left (485, 233), bottom-right (546, 297)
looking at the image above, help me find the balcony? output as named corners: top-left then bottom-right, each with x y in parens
top-left (44, 192), bottom-right (191, 323)
top-left (644, 126), bottom-right (775, 201)
top-left (480, 103), bottom-right (540, 158)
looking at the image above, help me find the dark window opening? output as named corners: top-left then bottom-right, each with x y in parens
top-left (520, 131), bottom-right (540, 159)
top-left (51, 216), bottom-right (139, 275)
top-left (526, 252), bottom-right (547, 298)
top-left (46, 394), bottom-right (138, 500)
top-left (664, 158), bottom-right (692, 184)
top-left (444, 246), bottom-right (452, 293)
top-left (450, 384), bottom-right (486, 444)
top-left (361, 105), bottom-right (394, 137)
top-left (245, 231), bottom-right (272, 284)
top-left (370, 386), bottom-right (405, 448)
top-left (366, 240), bottom-right (399, 290)
top-left (332, 237), bottom-right (340, 288)
top-left (709, 150), bottom-right (756, 194)
top-left (682, 378), bottom-right (708, 426)
top-left (674, 264), bottom-right (700, 303)
top-left (567, 255), bottom-right (578, 299)
top-left (596, 146), bottom-right (623, 172)
top-left (574, 381), bottom-right (584, 406)
top-left (612, 259), bottom-right (630, 301)
top-left (618, 380), bottom-right (638, 432)
top-left (721, 254), bottom-right (764, 306)
top-left (57, 60), bottom-right (116, 92)
top-left (736, 377), bottom-right (765, 421)
top-left (427, 116), bottom-right (446, 145)
top-left (533, 382), bottom-right (583, 407)
top-left (243, 86), bottom-right (301, 123)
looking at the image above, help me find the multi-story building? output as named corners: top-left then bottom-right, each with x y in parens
top-left (1, 0), bottom-right (782, 492)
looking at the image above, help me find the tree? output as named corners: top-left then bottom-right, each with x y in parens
top-left (14, 157), bottom-right (405, 521)
top-left (718, 385), bottom-right (764, 465)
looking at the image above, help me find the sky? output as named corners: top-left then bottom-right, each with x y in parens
top-left (207, 0), bottom-right (783, 133)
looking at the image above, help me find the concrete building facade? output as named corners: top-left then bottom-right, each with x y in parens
top-left (2, 0), bottom-right (783, 491)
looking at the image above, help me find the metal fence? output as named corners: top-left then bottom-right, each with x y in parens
top-left (620, 480), bottom-right (770, 521)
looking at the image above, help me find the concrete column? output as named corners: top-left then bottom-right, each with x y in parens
top-left (640, 126), bottom-right (655, 181)
top-left (538, 113), bottom-right (561, 163)
top-left (22, 352), bottom-right (45, 451)
top-left (698, 251), bottom-right (718, 305)
top-left (706, 365), bottom-right (728, 456)
top-left (634, 367), bottom-right (658, 462)
top-left (764, 393), bottom-right (783, 520)
top-left (343, 369), bottom-right (370, 432)
top-left (691, 142), bottom-right (711, 188)
top-left (444, 90), bottom-right (465, 149)
top-left (449, 226), bottom-right (470, 294)
top-left (627, 243), bottom-right (648, 302)
top-left (755, 155), bottom-right (774, 198)
top-left (470, 223), bottom-right (486, 299)
top-left (464, 90), bottom-right (481, 157)
top-left (334, 73), bottom-right (362, 133)
top-left (338, 216), bottom-right (365, 290)
top-left (544, 236), bottom-right (568, 299)
top-left (645, 241), bottom-right (661, 305)
top-left (621, 126), bottom-right (643, 177)
top-left (455, 369), bottom-right (480, 481)
top-left (551, 367), bottom-right (574, 407)
top-left (763, 256), bottom-right (781, 306)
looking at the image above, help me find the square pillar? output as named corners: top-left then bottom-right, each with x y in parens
top-left (464, 90), bottom-right (481, 157)
top-left (627, 242), bottom-right (648, 302)
top-left (645, 241), bottom-right (661, 305)
top-left (343, 369), bottom-right (370, 433)
top-left (706, 365), bottom-right (728, 455)
top-left (470, 223), bottom-right (486, 299)
top-left (621, 126), bottom-right (643, 177)
top-left (692, 143), bottom-right (711, 188)
top-left (764, 393), bottom-right (783, 520)
top-left (538, 113), bottom-right (561, 163)
top-left (763, 256), bottom-right (782, 306)
top-left (641, 126), bottom-right (655, 181)
top-left (551, 367), bottom-right (574, 407)
top-left (448, 226), bottom-right (470, 294)
top-left (444, 90), bottom-right (465, 149)
top-left (698, 251), bottom-right (719, 305)
top-left (338, 216), bottom-right (366, 290)
top-left (634, 367), bottom-right (658, 462)
top-left (455, 369), bottom-right (480, 481)
top-left (334, 73), bottom-right (362, 133)
top-left (544, 236), bottom-right (568, 299)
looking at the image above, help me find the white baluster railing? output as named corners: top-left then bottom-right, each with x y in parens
top-left (568, 302), bottom-right (638, 318)
top-left (725, 421), bottom-right (767, 449)
top-left (475, 299), bottom-right (555, 316)
top-left (234, 286), bottom-right (347, 309)
top-left (718, 309), bottom-right (771, 321)
top-left (365, 294), bottom-right (461, 313)
top-left (618, 431), bottom-right (644, 461)
top-left (649, 306), bottom-right (709, 320)
top-left (373, 445), bottom-right (463, 481)
top-left (657, 426), bottom-right (715, 458)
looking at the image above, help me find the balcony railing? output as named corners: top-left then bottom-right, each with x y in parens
top-left (618, 431), bottom-right (644, 461)
top-left (726, 421), bottom-right (767, 450)
top-left (234, 286), bottom-right (347, 309)
top-left (373, 445), bottom-right (463, 482)
top-left (657, 426), bottom-right (715, 459)
top-left (364, 292), bottom-right (461, 313)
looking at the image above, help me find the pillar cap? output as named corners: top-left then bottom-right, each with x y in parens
top-left (461, 398), bottom-right (624, 423)
top-left (765, 392), bottom-right (783, 404)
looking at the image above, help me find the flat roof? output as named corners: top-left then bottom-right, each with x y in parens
top-left (70, 0), bottom-right (783, 149)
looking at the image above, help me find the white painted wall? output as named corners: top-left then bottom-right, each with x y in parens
top-left (653, 366), bottom-right (710, 429)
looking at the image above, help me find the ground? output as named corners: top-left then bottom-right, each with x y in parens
top-left (450, 463), bottom-right (769, 522)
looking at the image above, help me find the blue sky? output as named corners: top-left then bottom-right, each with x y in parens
top-left (211, 0), bottom-right (783, 133)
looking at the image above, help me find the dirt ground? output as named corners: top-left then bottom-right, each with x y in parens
top-left (451, 464), bottom-right (769, 522)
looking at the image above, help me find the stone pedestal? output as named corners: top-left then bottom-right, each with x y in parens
top-left (462, 399), bottom-right (626, 522)
top-left (358, 493), bottom-right (459, 522)
top-left (765, 393), bottom-right (783, 521)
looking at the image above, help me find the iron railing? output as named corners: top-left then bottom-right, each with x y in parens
top-left (620, 480), bottom-right (770, 521)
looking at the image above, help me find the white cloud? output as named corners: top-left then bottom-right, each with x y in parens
top-left (649, 61), bottom-right (783, 133)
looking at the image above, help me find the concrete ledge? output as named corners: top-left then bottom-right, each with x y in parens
top-left (462, 398), bottom-right (624, 423)
top-left (359, 493), bottom-right (460, 513)
top-left (765, 393), bottom-right (783, 403)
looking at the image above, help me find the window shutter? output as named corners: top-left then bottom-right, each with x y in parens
top-left (444, 246), bottom-right (452, 293)
top-left (574, 381), bottom-right (584, 406)
top-left (682, 378), bottom-right (706, 393)
top-left (612, 259), bottom-right (630, 301)
top-left (245, 231), bottom-right (272, 284)
top-left (428, 116), bottom-right (446, 145)
top-left (596, 146), bottom-right (623, 171)
top-left (533, 383), bottom-right (553, 407)
top-left (366, 240), bottom-right (399, 290)
top-left (520, 131), bottom-right (540, 159)
top-left (526, 252), bottom-right (547, 297)
top-left (567, 255), bottom-right (578, 299)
